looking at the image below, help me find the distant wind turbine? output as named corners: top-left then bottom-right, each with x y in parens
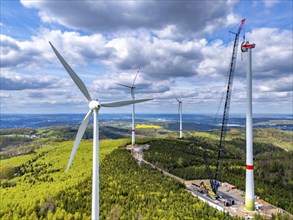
top-left (116, 69), bottom-right (140, 146)
top-left (49, 42), bottom-right (152, 220)
top-left (176, 98), bottom-right (183, 138)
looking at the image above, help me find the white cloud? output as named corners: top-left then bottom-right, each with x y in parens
top-left (3, 25), bottom-right (291, 83)
top-left (257, 76), bottom-right (293, 92)
top-left (0, 29), bottom-right (115, 74)
top-left (263, 0), bottom-right (280, 8)
top-left (203, 13), bottom-right (241, 34)
top-left (20, 0), bottom-right (235, 35)
top-left (1, 1), bottom-right (292, 115)
top-left (153, 25), bottom-right (184, 40)
top-left (104, 36), bottom-right (207, 80)
top-left (2, 29), bottom-right (206, 80)
top-left (245, 28), bottom-right (292, 79)
top-left (0, 92), bottom-right (11, 98)
top-left (0, 71), bottom-right (70, 90)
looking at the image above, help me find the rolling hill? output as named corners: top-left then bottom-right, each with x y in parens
top-left (0, 126), bottom-right (292, 219)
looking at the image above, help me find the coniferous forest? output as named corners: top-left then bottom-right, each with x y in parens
top-left (143, 133), bottom-right (293, 214)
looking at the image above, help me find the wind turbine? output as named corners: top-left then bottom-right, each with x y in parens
top-left (116, 69), bottom-right (140, 146)
top-left (49, 42), bottom-right (152, 220)
top-left (176, 98), bottom-right (183, 138)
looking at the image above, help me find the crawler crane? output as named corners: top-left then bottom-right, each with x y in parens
top-left (204, 18), bottom-right (246, 196)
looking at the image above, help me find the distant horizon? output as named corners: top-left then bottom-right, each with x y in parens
top-left (1, 113), bottom-right (293, 116)
top-left (1, 113), bottom-right (292, 130)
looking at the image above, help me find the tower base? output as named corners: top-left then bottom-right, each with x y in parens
top-left (245, 197), bottom-right (255, 211)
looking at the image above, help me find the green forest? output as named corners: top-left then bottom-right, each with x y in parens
top-left (1, 137), bottom-right (236, 219)
top-left (0, 127), bottom-right (292, 219)
top-left (143, 129), bottom-right (293, 214)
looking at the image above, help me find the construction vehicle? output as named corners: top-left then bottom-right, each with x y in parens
top-left (204, 18), bottom-right (246, 196)
top-left (222, 198), bottom-right (235, 207)
top-left (192, 182), bottom-right (217, 198)
top-left (199, 181), bottom-right (217, 198)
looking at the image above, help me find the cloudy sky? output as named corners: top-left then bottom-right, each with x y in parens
top-left (1, 0), bottom-right (292, 115)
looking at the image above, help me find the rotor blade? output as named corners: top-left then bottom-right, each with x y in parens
top-left (115, 83), bottom-right (132, 88)
top-left (101, 98), bottom-right (152, 107)
top-left (49, 41), bottom-right (92, 102)
top-left (131, 68), bottom-right (140, 87)
top-left (178, 103), bottom-right (180, 114)
top-left (175, 98), bottom-right (180, 103)
top-left (66, 110), bottom-right (92, 172)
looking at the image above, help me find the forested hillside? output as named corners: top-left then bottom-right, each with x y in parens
top-left (0, 139), bottom-right (129, 219)
top-left (53, 148), bottom-right (236, 219)
top-left (1, 137), bottom-right (236, 219)
top-left (1, 127), bottom-right (292, 219)
top-left (143, 133), bottom-right (293, 214)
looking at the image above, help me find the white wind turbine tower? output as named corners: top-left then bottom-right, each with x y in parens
top-left (176, 98), bottom-right (183, 138)
top-left (49, 42), bottom-right (152, 220)
top-left (116, 69), bottom-right (140, 146)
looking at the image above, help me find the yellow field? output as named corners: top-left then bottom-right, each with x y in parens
top-left (136, 124), bottom-right (161, 129)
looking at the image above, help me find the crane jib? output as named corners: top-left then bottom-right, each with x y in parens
top-left (204, 18), bottom-right (246, 195)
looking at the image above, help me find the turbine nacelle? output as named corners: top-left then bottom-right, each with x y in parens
top-left (176, 98), bottom-right (182, 104)
top-left (89, 100), bottom-right (101, 110)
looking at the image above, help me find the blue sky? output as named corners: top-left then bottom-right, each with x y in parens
top-left (1, 0), bottom-right (292, 114)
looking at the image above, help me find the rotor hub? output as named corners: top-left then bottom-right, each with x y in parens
top-left (89, 100), bottom-right (101, 110)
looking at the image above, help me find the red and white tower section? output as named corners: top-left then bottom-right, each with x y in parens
top-left (241, 41), bottom-right (256, 211)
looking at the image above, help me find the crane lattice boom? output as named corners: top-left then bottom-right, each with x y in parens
top-left (206, 18), bottom-right (246, 195)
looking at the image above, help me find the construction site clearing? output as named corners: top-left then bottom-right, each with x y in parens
top-left (185, 179), bottom-right (291, 219)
